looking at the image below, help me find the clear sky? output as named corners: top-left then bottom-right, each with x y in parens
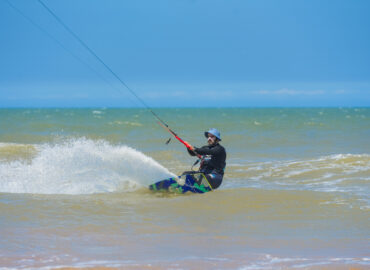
top-left (1, 0), bottom-right (369, 107)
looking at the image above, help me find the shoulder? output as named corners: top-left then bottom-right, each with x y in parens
top-left (215, 143), bottom-right (225, 149)
top-left (213, 143), bottom-right (226, 153)
top-left (217, 144), bottom-right (226, 152)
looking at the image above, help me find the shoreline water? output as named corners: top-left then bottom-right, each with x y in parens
top-left (0, 108), bottom-right (369, 269)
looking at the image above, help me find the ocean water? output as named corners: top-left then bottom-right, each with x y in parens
top-left (0, 108), bottom-right (369, 269)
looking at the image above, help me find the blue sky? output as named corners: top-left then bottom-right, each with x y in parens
top-left (1, 0), bottom-right (369, 107)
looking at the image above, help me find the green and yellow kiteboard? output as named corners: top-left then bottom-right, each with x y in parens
top-left (149, 172), bottom-right (212, 194)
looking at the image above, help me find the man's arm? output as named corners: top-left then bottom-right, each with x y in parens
top-left (194, 145), bottom-right (222, 156)
top-left (187, 148), bottom-right (197, 156)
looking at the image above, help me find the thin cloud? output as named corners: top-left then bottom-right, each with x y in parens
top-left (198, 90), bottom-right (234, 97)
top-left (141, 90), bottom-right (234, 99)
top-left (252, 89), bottom-right (326, 96)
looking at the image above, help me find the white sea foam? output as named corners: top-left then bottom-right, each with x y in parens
top-left (226, 154), bottom-right (370, 208)
top-left (233, 154), bottom-right (370, 184)
top-left (92, 110), bottom-right (103, 114)
top-left (0, 138), bottom-right (175, 195)
top-left (238, 254), bottom-right (369, 270)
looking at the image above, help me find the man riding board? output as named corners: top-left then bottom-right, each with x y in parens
top-left (187, 128), bottom-right (226, 189)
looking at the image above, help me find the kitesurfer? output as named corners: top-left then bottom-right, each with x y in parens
top-left (187, 128), bottom-right (226, 189)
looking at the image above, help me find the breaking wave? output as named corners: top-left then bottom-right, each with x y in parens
top-left (226, 153), bottom-right (370, 207)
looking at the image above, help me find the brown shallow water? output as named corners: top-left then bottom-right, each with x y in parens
top-left (0, 108), bottom-right (369, 269)
top-left (0, 188), bottom-right (369, 269)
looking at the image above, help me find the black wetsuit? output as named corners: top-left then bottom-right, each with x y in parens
top-left (187, 143), bottom-right (226, 189)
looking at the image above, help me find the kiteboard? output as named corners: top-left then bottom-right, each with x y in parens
top-left (149, 171), bottom-right (212, 194)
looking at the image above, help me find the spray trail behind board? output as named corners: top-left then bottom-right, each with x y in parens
top-left (0, 138), bottom-right (175, 194)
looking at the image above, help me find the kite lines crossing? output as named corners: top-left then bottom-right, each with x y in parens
top-left (4, 0), bottom-right (195, 151)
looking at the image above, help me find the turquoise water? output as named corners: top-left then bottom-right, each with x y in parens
top-left (0, 108), bottom-right (369, 269)
top-left (1, 107), bottom-right (368, 155)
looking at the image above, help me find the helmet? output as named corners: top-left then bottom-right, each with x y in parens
top-left (204, 128), bottom-right (221, 141)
